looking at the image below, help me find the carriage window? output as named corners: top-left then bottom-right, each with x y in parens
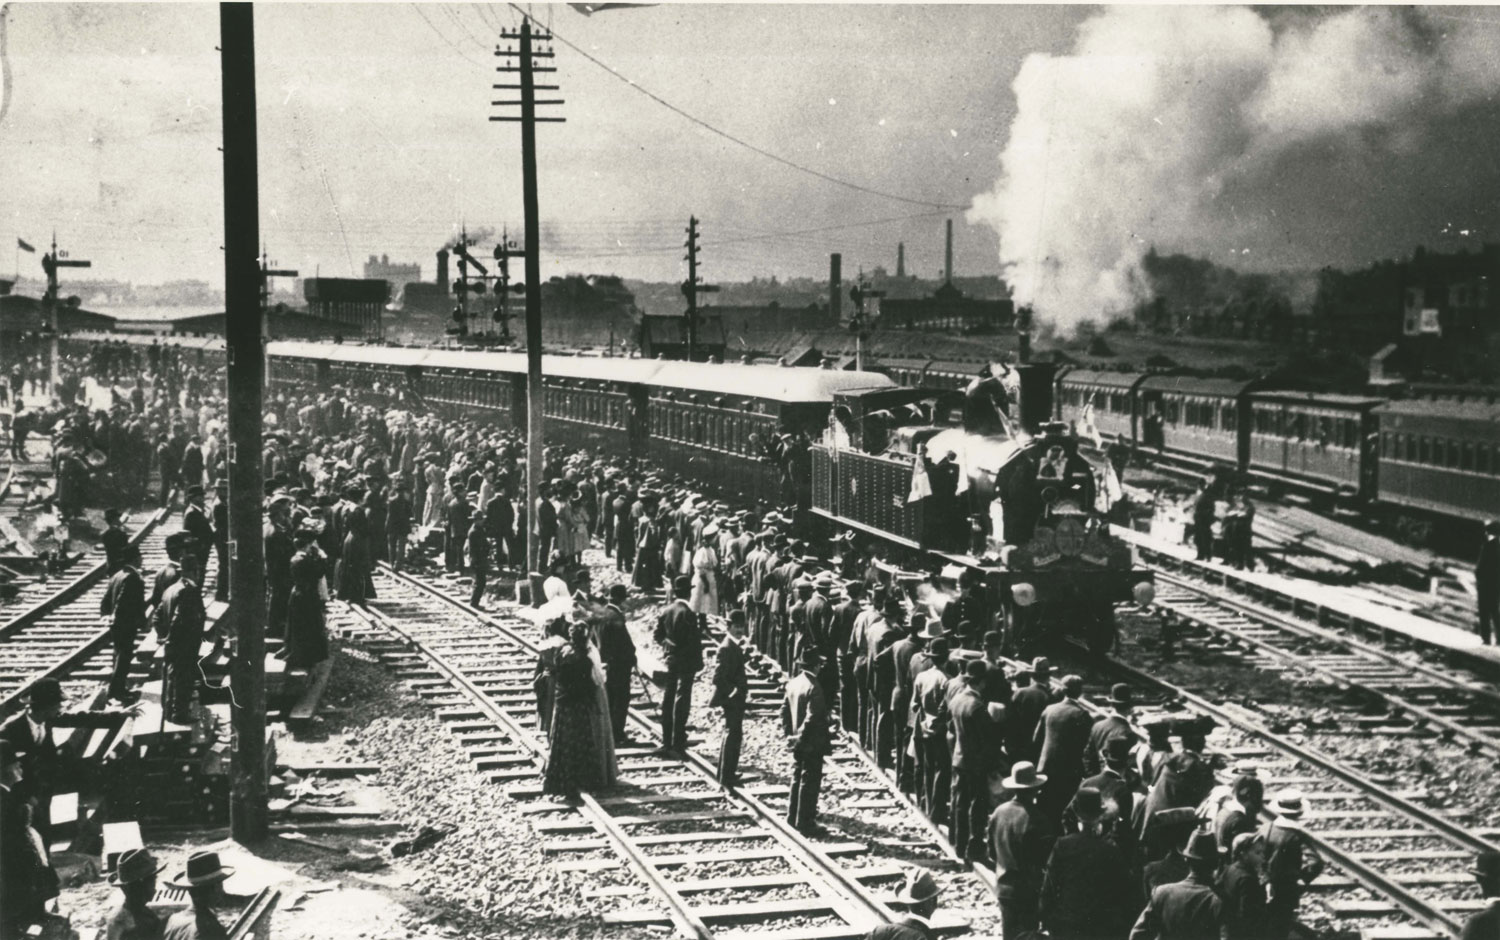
top-left (1462, 441), bottom-right (1476, 471)
top-left (1419, 436), bottom-right (1431, 464)
top-left (1483, 445), bottom-right (1495, 475)
top-left (1222, 403), bottom-right (1236, 430)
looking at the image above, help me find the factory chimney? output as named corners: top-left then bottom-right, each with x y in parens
top-left (830, 253), bottom-right (842, 322)
top-left (944, 219), bottom-right (953, 285)
top-left (896, 243), bottom-right (905, 279)
top-left (436, 248), bottom-right (449, 294)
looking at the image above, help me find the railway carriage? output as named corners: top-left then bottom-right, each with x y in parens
top-left (1245, 391), bottom-right (1383, 497)
top-left (1135, 375), bottom-right (1254, 469)
top-left (1055, 369), bottom-right (1147, 443)
top-left (1373, 399), bottom-right (1500, 522)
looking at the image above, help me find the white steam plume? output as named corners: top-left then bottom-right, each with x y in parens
top-left (969, 6), bottom-right (1500, 334)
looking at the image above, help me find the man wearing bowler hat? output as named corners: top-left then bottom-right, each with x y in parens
top-left (1129, 830), bottom-right (1226, 940)
top-left (164, 850), bottom-right (234, 940)
top-left (106, 848), bottom-right (166, 940)
top-left (782, 647), bottom-right (831, 835)
top-left (1462, 851), bottom-right (1500, 940)
top-left (986, 760), bottom-right (1056, 940)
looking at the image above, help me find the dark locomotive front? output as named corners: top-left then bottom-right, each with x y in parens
top-left (810, 362), bottom-right (1154, 653)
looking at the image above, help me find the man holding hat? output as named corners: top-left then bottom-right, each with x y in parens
top-left (1129, 830), bottom-right (1226, 940)
top-left (1463, 851), bottom-right (1500, 940)
top-left (163, 850), bottom-right (234, 940)
top-left (986, 760), bottom-right (1056, 940)
top-left (105, 848), bottom-right (166, 940)
top-left (1041, 787), bottom-right (1135, 940)
top-left (1084, 683), bottom-right (1136, 777)
top-left (1261, 789), bottom-right (1324, 940)
top-left (782, 647), bottom-right (832, 834)
top-left (654, 576), bottom-right (703, 753)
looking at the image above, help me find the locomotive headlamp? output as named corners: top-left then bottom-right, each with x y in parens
top-left (1011, 582), bottom-right (1037, 606)
top-left (1132, 581), bottom-right (1156, 607)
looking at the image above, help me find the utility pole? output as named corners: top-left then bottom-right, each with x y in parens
top-left (848, 270), bottom-right (883, 372)
top-left (680, 216), bottom-right (718, 362)
top-left (493, 18), bottom-right (563, 575)
top-left (220, 1), bottom-right (268, 845)
top-left (40, 236), bottom-right (91, 397)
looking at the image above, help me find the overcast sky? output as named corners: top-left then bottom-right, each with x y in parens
top-left (5, 3), bottom-right (1499, 312)
top-left (0, 2), bottom-right (1086, 289)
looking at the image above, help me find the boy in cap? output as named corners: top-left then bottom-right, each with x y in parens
top-left (782, 648), bottom-right (831, 835)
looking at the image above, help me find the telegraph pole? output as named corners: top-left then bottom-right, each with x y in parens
top-left (40, 237), bottom-right (91, 397)
top-left (680, 217), bottom-right (719, 362)
top-left (493, 18), bottom-right (563, 575)
top-left (220, 1), bottom-right (268, 845)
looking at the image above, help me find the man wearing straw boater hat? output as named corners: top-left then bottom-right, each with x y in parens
top-left (105, 848), bottom-right (166, 940)
top-left (163, 850), bottom-right (234, 939)
top-left (1261, 789), bottom-right (1324, 940)
top-left (986, 760), bottom-right (1055, 940)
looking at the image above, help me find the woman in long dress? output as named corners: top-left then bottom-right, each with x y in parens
top-left (570, 494), bottom-right (590, 563)
top-left (284, 525), bottom-right (330, 668)
top-left (421, 459), bottom-right (445, 528)
top-left (633, 514), bottom-right (661, 594)
top-left (542, 622), bottom-right (614, 798)
top-left (553, 495), bottom-right (576, 561)
top-left (689, 527), bottom-right (719, 619)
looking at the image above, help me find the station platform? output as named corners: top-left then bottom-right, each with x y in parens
top-left (1112, 523), bottom-right (1500, 678)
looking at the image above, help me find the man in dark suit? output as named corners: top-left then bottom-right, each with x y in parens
top-left (1041, 788), bottom-right (1136, 940)
top-left (1461, 851), bottom-right (1500, 940)
top-left (950, 659), bottom-right (996, 865)
top-left (101, 544), bottom-right (147, 703)
top-left (1006, 658), bottom-right (1053, 765)
top-left (1084, 684), bottom-right (1135, 777)
top-left (485, 488), bottom-right (515, 570)
top-left (1, 740), bottom-right (50, 939)
top-left (1192, 482), bottom-right (1216, 562)
top-left (534, 481), bottom-right (557, 569)
top-left (654, 576), bottom-right (702, 752)
top-left (782, 648), bottom-right (831, 834)
top-left (1478, 520), bottom-right (1499, 646)
top-left (886, 614), bottom-right (929, 793)
top-left (181, 484), bottom-right (214, 576)
top-left (597, 585), bottom-right (638, 745)
top-left (1129, 831), bottom-right (1225, 940)
top-left (988, 761), bottom-right (1056, 940)
top-left (466, 511), bottom-right (490, 608)
top-left (1081, 736), bottom-right (1138, 852)
top-left (101, 508), bottom-right (130, 574)
top-left (1035, 674), bottom-right (1092, 820)
top-left (712, 609), bottom-right (750, 787)
top-left (445, 483), bottom-right (472, 574)
top-left (868, 599), bottom-right (904, 771)
top-left (386, 480), bottom-right (413, 571)
top-left (160, 555), bottom-right (207, 725)
top-left (832, 581), bottom-right (865, 732)
top-left (211, 481), bottom-right (230, 601)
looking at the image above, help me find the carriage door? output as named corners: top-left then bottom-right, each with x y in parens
top-left (510, 375), bottom-right (528, 432)
top-left (626, 384), bottom-right (649, 459)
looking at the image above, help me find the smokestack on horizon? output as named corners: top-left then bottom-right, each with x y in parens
top-left (944, 220), bottom-right (953, 285)
top-left (897, 243), bottom-right (906, 279)
top-left (830, 253), bottom-right (842, 322)
top-left (437, 248), bottom-right (449, 295)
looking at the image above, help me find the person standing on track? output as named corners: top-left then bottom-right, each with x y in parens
top-left (466, 509), bottom-right (490, 609)
top-left (386, 480), bottom-right (412, 573)
top-left (782, 647), bottom-right (831, 835)
top-left (596, 584), bottom-right (637, 746)
top-left (654, 576), bottom-right (702, 753)
top-left (159, 554), bottom-right (207, 725)
top-left (1192, 481), bottom-right (1216, 562)
top-left (711, 609), bottom-right (749, 787)
top-left (101, 544), bottom-right (146, 704)
top-left (1478, 520), bottom-right (1499, 646)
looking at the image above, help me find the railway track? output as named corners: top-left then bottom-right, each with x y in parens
top-left (339, 565), bottom-right (971, 940)
top-left (1145, 569), bottom-right (1500, 758)
top-left (1084, 646), bottom-right (1498, 940)
top-left (0, 507), bottom-right (169, 717)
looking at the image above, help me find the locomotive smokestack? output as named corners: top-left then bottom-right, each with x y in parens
top-left (437, 248), bottom-right (450, 295)
top-left (944, 219), bottom-right (953, 285)
top-left (830, 253), bottom-right (842, 322)
top-left (1015, 362), bottom-right (1057, 435)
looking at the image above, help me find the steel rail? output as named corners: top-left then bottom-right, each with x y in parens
top-left (1151, 574), bottom-right (1500, 756)
top-left (0, 508), bottom-right (169, 717)
top-left (354, 567), bottom-right (905, 937)
top-left (1094, 649), bottom-right (1490, 938)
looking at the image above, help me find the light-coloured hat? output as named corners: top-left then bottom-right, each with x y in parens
top-left (1001, 761), bottom-right (1046, 790)
top-left (1272, 789), bottom-right (1306, 819)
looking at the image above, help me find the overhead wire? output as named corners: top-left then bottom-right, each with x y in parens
top-left (410, 3), bottom-right (487, 67)
top-left (500, 3), bottom-right (968, 212)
